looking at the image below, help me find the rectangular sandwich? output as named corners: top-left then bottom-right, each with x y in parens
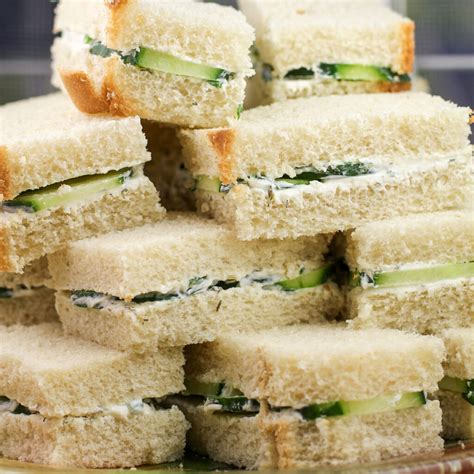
top-left (0, 323), bottom-right (187, 468)
top-left (48, 213), bottom-right (342, 352)
top-left (0, 258), bottom-right (56, 326)
top-left (0, 93), bottom-right (165, 272)
top-left (345, 211), bottom-right (474, 334)
top-left (52, 0), bottom-right (254, 128)
top-left (181, 93), bottom-right (472, 240)
top-left (436, 328), bottom-right (474, 441)
top-left (177, 325), bottom-right (444, 469)
top-left (142, 121), bottom-right (195, 212)
top-left (239, 1), bottom-right (414, 106)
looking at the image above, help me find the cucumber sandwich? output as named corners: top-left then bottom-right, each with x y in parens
top-left (238, 1), bottom-right (414, 106)
top-left (181, 92), bottom-right (472, 240)
top-left (345, 211), bottom-right (474, 334)
top-left (173, 325), bottom-right (445, 469)
top-left (0, 93), bottom-right (164, 273)
top-left (0, 323), bottom-right (187, 468)
top-left (436, 328), bottom-right (474, 441)
top-left (0, 258), bottom-right (56, 326)
top-left (52, 0), bottom-right (254, 127)
top-left (48, 213), bottom-right (343, 352)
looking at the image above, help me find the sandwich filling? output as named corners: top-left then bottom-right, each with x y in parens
top-left (0, 286), bottom-right (39, 299)
top-left (351, 261), bottom-right (474, 289)
top-left (1, 168), bottom-right (136, 214)
top-left (438, 377), bottom-right (474, 405)
top-left (0, 396), bottom-right (168, 419)
top-left (181, 380), bottom-right (427, 420)
top-left (75, 34), bottom-right (236, 88)
top-left (69, 265), bottom-right (333, 310)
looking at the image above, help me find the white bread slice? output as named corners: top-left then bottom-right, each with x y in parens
top-left (178, 398), bottom-right (442, 469)
top-left (52, 1), bottom-right (254, 127)
top-left (55, 283), bottom-right (343, 351)
top-left (347, 280), bottom-right (474, 334)
top-left (239, 2), bottom-right (413, 75)
top-left (180, 93), bottom-right (471, 181)
top-left (0, 323), bottom-right (184, 417)
top-left (345, 211), bottom-right (474, 272)
top-left (48, 213), bottom-right (331, 299)
top-left (0, 406), bottom-right (187, 468)
top-left (142, 121), bottom-right (195, 211)
top-left (436, 328), bottom-right (474, 440)
top-left (0, 171), bottom-right (164, 273)
top-left (0, 287), bottom-right (57, 326)
top-left (54, 0), bottom-right (254, 71)
top-left (245, 74), bottom-right (411, 108)
top-left (437, 391), bottom-right (474, 441)
top-left (0, 407), bottom-right (188, 468)
top-left (194, 156), bottom-right (470, 239)
top-left (440, 328), bottom-right (474, 380)
top-left (185, 325), bottom-right (445, 407)
top-left (0, 93), bottom-right (150, 200)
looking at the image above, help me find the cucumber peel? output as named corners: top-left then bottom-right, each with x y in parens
top-left (3, 169), bottom-right (132, 213)
top-left (276, 265), bottom-right (332, 291)
top-left (319, 63), bottom-right (410, 83)
top-left (439, 376), bottom-right (474, 405)
top-left (300, 392), bottom-right (426, 420)
top-left (353, 262), bottom-right (474, 288)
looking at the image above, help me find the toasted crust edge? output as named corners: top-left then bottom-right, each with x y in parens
top-left (208, 129), bottom-right (237, 184)
top-left (0, 145), bottom-right (12, 200)
top-left (399, 20), bottom-right (415, 73)
top-left (0, 228), bottom-right (14, 272)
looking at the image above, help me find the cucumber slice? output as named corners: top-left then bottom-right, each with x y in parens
top-left (301, 392), bottom-right (426, 420)
top-left (136, 48), bottom-right (234, 87)
top-left (439, 376), bottom-right (471, 393)
top-left (195, 176), bottom-right (222, 193)
top-left (370, 262), bottom-right (474, 288)
top-left (208, 396), bottom-right (260, 413)
top-left (276, 264), bottom-right (332, 291)
top-left (3, 169), bottom-right (132, 213)
top-left (319, 63), bottom-right (410, 83)
top-left (183, 379), bottom-right (224, 397)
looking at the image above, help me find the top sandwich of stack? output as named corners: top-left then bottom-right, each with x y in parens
top-left (0, 93), bottom-right (164, 272)
top-left (52, 0), bottom-right (255, 128)
top-left (183, 92), bottom-right (472, 240)
top-left (239, 1), bottom-right (414, 105)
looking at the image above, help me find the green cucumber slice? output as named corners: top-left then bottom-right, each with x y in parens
top-left (195, 176), bottom-right (222, 193)
top-left (136, 48), bottom-right (234, 87)
top-left (300, 392), bottom-right (426, 420)
top-left (439, 376), bottom-right (471, 393)
top-left (208, 396), bottom-right (260, 413)
top-left (276, 265), bottom-right (332, 291)
top-left (319, 63), bottom-right (410, 83)
top-left (3, 169), bottom-right (133, 213)
top-left (366, 262), bottom-right (474, 288)
top-left (183, 379), bottom-right (224, 397)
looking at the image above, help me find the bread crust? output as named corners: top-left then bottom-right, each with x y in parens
top-left (0, 228), bottom-right (12, 272)
top-left (0, 146), bottom-right (11, 200)
top-left (208, 129), bottom-right (236, 184)
top-left (400, 20), bottom-right (415, 73)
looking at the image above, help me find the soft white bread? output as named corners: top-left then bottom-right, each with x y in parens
top-left (55, 283), bottom-right (342, 351)
top-left (185, 325), bottom-right (445, 407)
top-left (52, 0), bottom-right (254, 127)
top-left (54, 0), bottom-right (254, 71)
top-left (238, 2), bottom-right (413, 75)
top-left (48, 213), bottom-right (331, 299)
top-left (0, 323), bottom-right (184, 417)
top-left (0, 172), bottom-right (164, 273)
top-left (178, 398), bottom-right (442, 469)
top-left (440, 328), bottom-right (474, 380)
top-left (142, 121), bottom-right (195, 211)
top-left (0, 258), bottom-right (49, 288)
top-left (194, 156), bottom-right (470, 239)
top-left (347, 280), bottom-right (474, 334)
top-left (0, 93), bottom-right (150, 200)
top-left (0, 288), bottom-right (57, 326)
top-left (345, 211), bottom-right (474, 271)
top-left (180, 93), bottom-right (471, 182)
top-left (0, 406), bottom-right (187, 468)
top-left (437, 391), bottom-right (474, 440)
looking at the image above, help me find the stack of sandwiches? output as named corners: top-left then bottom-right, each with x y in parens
top-left (1, 0), bottom-right (472, 470)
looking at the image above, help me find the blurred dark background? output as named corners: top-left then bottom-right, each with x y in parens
top-left (0, 0), bottom-right (473, 106)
